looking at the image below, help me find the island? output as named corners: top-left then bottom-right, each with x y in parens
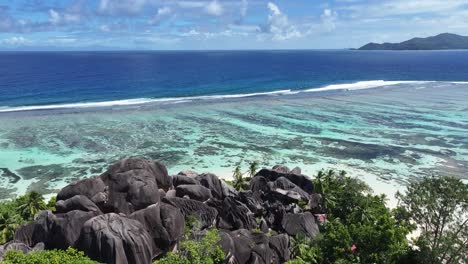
top-left (358, 33), bottom-right (468, 50)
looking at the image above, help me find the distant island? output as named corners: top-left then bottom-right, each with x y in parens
top-left (358, 33), bottom-right (468, 50)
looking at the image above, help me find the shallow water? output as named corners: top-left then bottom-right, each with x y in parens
top-left (0, 82), bottom-right (467, 201)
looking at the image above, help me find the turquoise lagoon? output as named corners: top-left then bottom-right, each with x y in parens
top-left (0, 82), bottom-right (467, 205)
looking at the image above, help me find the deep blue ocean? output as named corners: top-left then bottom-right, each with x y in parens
top-left (1, 50), bottom-right (468, 109)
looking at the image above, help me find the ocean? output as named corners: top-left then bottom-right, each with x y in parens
top-left (0, 50), bottom-right (467, 203)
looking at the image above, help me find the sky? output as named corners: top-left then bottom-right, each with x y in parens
top-left (1, 0), bottom-right (468, 50)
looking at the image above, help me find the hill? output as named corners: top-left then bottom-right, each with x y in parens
top-left (358, 33), bottom-right (468, 50)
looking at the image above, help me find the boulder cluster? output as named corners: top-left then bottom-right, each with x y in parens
top-left (4, 158), bottom-right (322, 264)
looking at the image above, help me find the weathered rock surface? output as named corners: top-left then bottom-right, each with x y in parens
top-left (281, 212), bottom-right (320, 239)
top-left (163, 197), bottom-right (218, 228)
top-left (172, 174), bottom-right (199, 187)
top-left (218, 229), bottom-right (291, 264)
top-left (76, 213), bottom-right (155, 264)
top-left (255, 168), bottom-right (315, 194)
top-left (129, 202), bottom-right (185, 256)
top-left (175, 184), bottom-right (212, 202)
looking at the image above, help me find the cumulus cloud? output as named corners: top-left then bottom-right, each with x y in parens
top-left (99, 0), bottom-right (148, 15)
top-left (2, 36), bottom-right (28, 45)
top-left (240, 0), bottom-right (248, 16)
top-left (321, 9), bottom-right (338, 31)
top-left (149, 6), bottom-right (172, 25)
top-left (48, 9), bottom-right (80, 25)
top-left (205, 1), bottom-right (223, 16)
top-left (49, 9), bottom-right (60, 25)
top-left (266, 2), bottom-right (302, 41)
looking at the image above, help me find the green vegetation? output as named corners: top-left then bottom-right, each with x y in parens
top-left (287, 169), bottom-right (414, 264)
top-left (155, 218), bottom-right (224, 264)
top-left (232, 161), bottom-right (258, 191)
top-left (287, 172), bottom-right (468, 264)
top-left (396, 176), bottom-right (468, 264)
top-left (0, 192), bottom-right (54, 244)
top-left (232, 165), bottom-right (247, 191)
top-left (0, 247), bottom-right (99, 264)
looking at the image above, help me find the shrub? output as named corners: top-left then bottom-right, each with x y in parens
top-left (155, 228), bottom-right (225, 264)
top-left (0, 247), bottom-right (99, 264)
top-left (288, 170), bottom-right (414, 263)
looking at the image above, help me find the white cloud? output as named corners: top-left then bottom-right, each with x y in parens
top-left (149, 6), bottom-right (172, 25)
top-left (2, 36), bottom-right (28, 45)
top-left (99, 0), bottom-right (148, 15)
top-left (321, 9), bottom-right (338, 31)
top-left (49, 9), bottom-right (80, 25)
top-left (266, 2), bottom-right (302, 41)
top-left (64, 13), bottom-right (80, 23)
top-left (205, 1), bottom-right (223, 16)
top-left (48, 37), bottom-right (77, 44)
top-left (100, 25), bottom-right (111, 32)
top-left (240, 0), bottom-right (248, 16)
top-left (49, 9), bottom-right (61, 25)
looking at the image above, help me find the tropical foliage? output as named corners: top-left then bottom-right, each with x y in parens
top-left (155, 218), bottom-right (225, 264)
top-left (288, 169), bottom-right (415, 264)
top-left (0, 192), bottom-right (53, 244)
top-left (0, 247), bottom-right (99, 264)
top-left (396, 176), bottom-right (468, 264)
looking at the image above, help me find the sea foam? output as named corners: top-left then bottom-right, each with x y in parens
top-left (0, 80), bottom-right (458, 113)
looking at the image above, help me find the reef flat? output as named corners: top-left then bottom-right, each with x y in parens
top-left (0, 81), bottom-right (467, 203)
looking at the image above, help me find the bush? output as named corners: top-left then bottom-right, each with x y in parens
top-left (288, 170), bottom-right (414, 264)
top-left (0, 247), bottom-right (99, 264)
top-left (155, 228), bottom-right (225, 264)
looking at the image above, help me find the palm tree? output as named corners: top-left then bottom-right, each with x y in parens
top-left (18, 191), bottom-right (47, 221)
top-left (248, 161), bottom-right (258, 179)
top-left (0, 211), bottom-right (21, 244)
top-left (232, 166), bottom-right (246, 191)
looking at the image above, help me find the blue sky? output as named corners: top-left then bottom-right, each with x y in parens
top-left (1, 0), bottom-right (468, 50)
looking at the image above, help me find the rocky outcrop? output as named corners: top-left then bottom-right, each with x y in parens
top-left (129, 202), bottom-right (185, 255)
top-left (163, 197), bottom-right (218, 229)
top-left (281, 212), bottom-right (320, 239)
top-left (175, 184), bottom-right (212, 202)
top-left (7, 159), bottom-right (321, 264)
top-left (219, 229), bottom-right (291, 264)
top-left (255, 168), bottom-right (315, 194)
top-left (76, 213), bottom-right (155, 264)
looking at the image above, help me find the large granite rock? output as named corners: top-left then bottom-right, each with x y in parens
top-left (175, 184), bottom-right (212, 202)
top-left (98, 158), bottom-right (163, 214)
top-left (281, 212), bottom-right (319, 239)
top-left (55, 195), bottom-right (102, 214)
top-left (218, 229), bottom-right (290, 264)
top-left (14, 209), bottom-right (99, 250)
top-left (57, 177), bottom-right (106, 202)
top-left (163, 197), bottom-right (218, 229)
top-left (57, 158), bottom-right (171, 215)
top-left (172, 175), bottom-right (199, 187)
top-left (218, 197), bottom-right (257, 230)
top-left (76, 213), bottom-right (155, 264)
top-left (249, 176), bottom-right (269, 194)
top-left (270, 177), bottom-right (309, 200)
top-left (105, 158), bottom-right (172, 190)
top-left (255, 168), bottom-right (314, 194)
top-left (130, 202), bottom-right (185, 256)
top-left (196, 173), bottom-right (226, 200)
